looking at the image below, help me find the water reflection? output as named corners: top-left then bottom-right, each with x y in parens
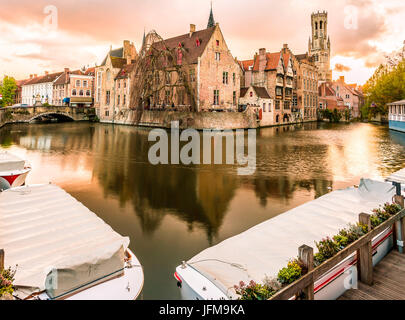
top-left (1, 121), bottom-right (405, 299)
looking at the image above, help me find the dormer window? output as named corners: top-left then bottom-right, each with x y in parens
top-left (216, 40), bottom-right (220, 46)
top-left (196, 39), bottom-right (201, 47)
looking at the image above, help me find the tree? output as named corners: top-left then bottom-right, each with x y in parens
top-left (0, 76), bottom-right (17, 107)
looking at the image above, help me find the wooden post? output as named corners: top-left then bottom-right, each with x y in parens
top-left (357, 213), bottom-right (373, 285)
top-left (394, 196), bottom-right (405, 254)
top-left (298, 245), bottom-right (314, 300)
top-left (0, 249), bottom-right (4, 272)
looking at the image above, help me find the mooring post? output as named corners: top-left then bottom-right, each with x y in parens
top-left (394, 195), bottom-right (405, 254)
top-left (298, 245), bottom-right (314, 300)
top-left (0, 249), bottom-right (4, 272)
top-left (357, 213), bottom-right (373, 285)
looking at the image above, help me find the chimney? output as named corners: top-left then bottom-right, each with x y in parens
top-left (189, 24), bottom-right (196, 37)
top-left (30, 74), bottom-right (33, 79)
top-left (34, 74), bottom-right (37, 78)
top-left (339, 76), bottom-right (345, 83)
top-left (283, 44), bottom-right (288, 53)
top-left (259, 48), bottom-right (267, 72)
top-left (64, 68), bottom-right (69, 74)
top-left (45, 71), bottom-right (49, 75)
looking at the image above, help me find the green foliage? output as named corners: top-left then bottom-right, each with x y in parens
top-left (0, 266), bottom-right (17, 297)
top-left (363, 60), bottom-right (405, 117)
top-left (320, 108), bottom-right (343, 123)
top-left (314, 237), bottom-right (340, 265)
top-left (0, 76), bottom-right (17, 107)
top-left (234, 280), bottom-right (276, 300)
top-left (42, 102), bottom-right (50, 107)
top-left (277, 259), bottom-right (302, 285)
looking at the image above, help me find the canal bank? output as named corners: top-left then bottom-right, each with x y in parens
top-left (1, 121), bottom-right (404, 299)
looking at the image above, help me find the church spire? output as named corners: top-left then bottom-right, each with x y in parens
top-left (207, 2), bottom-right (215, 28)
top-left (142, 28), bottom-right (146, 48)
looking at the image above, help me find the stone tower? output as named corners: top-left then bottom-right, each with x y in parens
top-left (309, 11), bottom-right (332, 82)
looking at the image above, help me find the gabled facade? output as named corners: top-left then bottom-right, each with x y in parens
top-left (330, 76), bottom-right (364, 119)
top-left (240, 44), bottom-right (297, 125)
top-left (318, 82), bottom-right (345, 112)
top-left (95, 40), bottom-right (137, 120)
top-left (239, 86), bottom-right (274, 126)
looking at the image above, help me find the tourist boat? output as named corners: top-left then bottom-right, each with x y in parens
top-left (388, 100), bottom-right (405, 133)
top-left (174, 178), bottom-right (399, 300)
top-left (0, 152), bottom-right (31, 189)
top-left (0, 184), bottom-right (144, 300)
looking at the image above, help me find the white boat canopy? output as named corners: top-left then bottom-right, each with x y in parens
top-left (0, 184), bottom-right (130, 299)
top-left (0, 152), bottom-right (25, 172)
top-left (386, 168), bottom-right (405, 185)
top-left (187, 179), bottom-right (396, 297)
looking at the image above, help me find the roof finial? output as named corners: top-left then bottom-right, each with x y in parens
top-left (207, 1), bottom-right (215, 28)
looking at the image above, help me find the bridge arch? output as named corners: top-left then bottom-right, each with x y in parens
top-left (29, 112), bottom-right (74, 122)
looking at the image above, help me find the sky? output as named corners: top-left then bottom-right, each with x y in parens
top-left (0, 0), bottom-right (404, 85)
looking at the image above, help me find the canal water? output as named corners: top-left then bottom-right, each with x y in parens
top-left (1, 121), bottom-right (405, 299)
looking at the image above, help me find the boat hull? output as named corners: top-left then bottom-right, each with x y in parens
top-left (0, 168), bottom-right (31, 189)
top-left (175, 228), bottom-right (393, 300)
top-left (389, 120), bottom-right (405, 133)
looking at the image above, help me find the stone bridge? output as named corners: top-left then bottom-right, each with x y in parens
top-left (0, 106), bottom-right (96, 128)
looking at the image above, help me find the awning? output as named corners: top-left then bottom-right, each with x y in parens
top-left (70, 97), bottom-right (93, 104)
top-left (0, 184), bottom-right (130, 299)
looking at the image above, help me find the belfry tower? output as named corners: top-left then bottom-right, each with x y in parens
top-left (309, 11), bottom-right (332, 82)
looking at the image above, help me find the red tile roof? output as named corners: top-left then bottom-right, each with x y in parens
top-left (24, 72), bottom-right (63, 85)
top-left (251, 52), bottom-right (281, 71)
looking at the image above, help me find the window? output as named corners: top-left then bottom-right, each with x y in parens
top-left (106, 70), bottom-right (111, 82)
top-left (106, 91), bottom-right (110, 105)
top-left (233, 91), bottom-right (236, 105)
top-left (275, 100), bottom-right (280, 110)
top-left (76, 80), bottom-right (81, 87)
top-left (213, 90), bottom-right (219, 105)
top-left (165, 72), bottom-right (171, 85)
top-left (123, 95), bottom-right (126, 105)
top-left (196, 39), bottom-right (201, 47)
top-left (268, 103), bottom-right (271, 112)
top-left (250, 91), bottom-right (253, 97)
top-left (79, 90), bottom-right (84, 96)
top-left (72, 89), bottom-right (77, 96)
top-left (177, 90), bottom-right (184, 105)
top-left (284, 101), bottom-right (290, 110)
top-left (215, 52), bottom-right (221, 61)
top-left (118, 81), bottom-right (121, 89)
top-left (233, 73), bottom-right (236, 85)
top-left (97, 72), bottom-right (102, 87)
top-left (86, 90), bottom-right (91, 96)
top-left (189, 69), bottom-right (196, 82)
top-left (117, 95), bottom-right (120, 105)
top-left (165, 90), bottom-right (171, 105)
top-left (124, 80), bottom-right (127, 88)
top-left (276, 87), bottom-right (282, 96)
top-left (222, 72), bottom-right (228, 84)
top-left (346, 94), bottom-right (350, 99)
top-left (263, 103), bottom-right (266, 112)
top-left (97, 89), bottom-right (101, 102)
top-left (105, 110), bottom-right (109, 117)
top-left (83, 80), bottom-right (88, 87)
top-left (216, 40), bottom-right (220, 46)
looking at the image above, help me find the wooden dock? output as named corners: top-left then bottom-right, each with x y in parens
top-left (339, 250), bottom-right (405, 300)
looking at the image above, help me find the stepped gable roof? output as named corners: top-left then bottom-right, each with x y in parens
top-left (152, 26), bottom-right (216, 65)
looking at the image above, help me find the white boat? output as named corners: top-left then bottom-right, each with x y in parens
top-left (175, 179), bottom-right (398, 300)
top-left (388, 100), bottom-right (405, 133)
top-left (0, 184), bottom-right (144, 300)
top-left (0, 152), bottom-right (31, 189)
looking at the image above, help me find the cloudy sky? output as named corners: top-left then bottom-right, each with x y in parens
top-left (0, 0), bottom-right (404, 84)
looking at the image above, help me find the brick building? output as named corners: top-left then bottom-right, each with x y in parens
top-left (53, 67), bottom-right (95, 107)
top-left (330, 76), bottom-right (364, 119)
top-left (94, 40), bottom-right (137, 121)
top-left (240, 44), bottom-right (296, 125)
top-left (294, 53), bottom-right (319, 121)
top-left (318, 82), bottom-right (345, 112)
top-left (239, 86), bottom-right (273, 126)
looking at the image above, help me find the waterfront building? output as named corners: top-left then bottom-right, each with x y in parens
top-left (14, 79), bottom-right (30, 105)
top-left (239, 44), bottom-right (296, 125)
top-left (94, 40), bottom-right (138, 121)
top-left (22, 72), bottom-right (63, 105)
top-left (294, 53), bottom-right (319, 122)
top-left (114, 63), bottom-right (135, 115)
top-left (53, 68), bottom-right (95, 107)
top-left (330, 76), bottom-right (364, 118)
top-left (318, 82), bottom-right (345, 112)
top-left (239, 86), bottom-right (274, 126)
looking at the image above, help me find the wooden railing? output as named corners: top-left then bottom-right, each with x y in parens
top-left (270, 195), bottom-right (405, 300)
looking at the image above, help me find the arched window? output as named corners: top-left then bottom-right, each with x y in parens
top-left (320, 21), bottom-right (323, 29)
top-left (106, 69), bottom-right (111, 82)
top-left (315, 22), bottom-right (318, 30)
top-left (72, 89), bottom-right (77, 96)
top-left (79, 90), bottom-right (84, 96)
top-left (86, 90), bottom-right (91, 96)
